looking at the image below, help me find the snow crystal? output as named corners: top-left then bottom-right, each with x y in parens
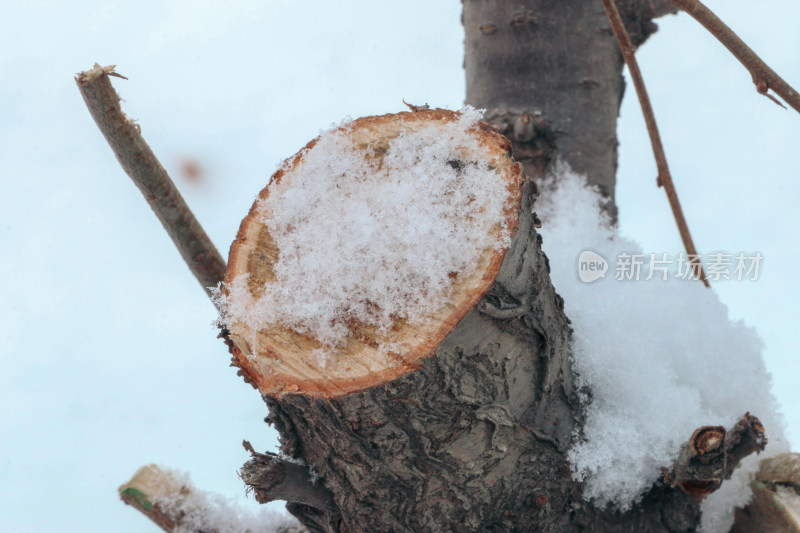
top-left (535, 164), bottom-right (787, 532)
top-left (216, 106), bottom-right (513, 349)
top-left (149, 468), bottom-right (299, 533)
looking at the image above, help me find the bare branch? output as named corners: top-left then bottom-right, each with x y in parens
top-left (601, 0), bottom-right (710, 287)
top-left (669, 0), bottom-right (800, 113)
top-left (75, 64), bottom-right (227, 302)
top-left (664, 413), bottom-right (767, 501)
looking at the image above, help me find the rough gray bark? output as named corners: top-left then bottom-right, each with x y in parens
top-left (463, 0), bottom-right (677, 220)
top-left (72, 3), bottom-right (785, 528)
top-left (238, 2), bottom-right (746, 531)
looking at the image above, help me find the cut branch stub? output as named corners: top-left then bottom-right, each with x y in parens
top-left (220, 109), bottom-right (523, 398)
top-left (665, 413), bottom-right (767, 501)
top-left (119, 464), bottom-right (305, 533)
top-left (240, 440), bottom-right (339, 519)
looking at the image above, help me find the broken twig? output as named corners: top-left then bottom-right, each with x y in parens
top-left (240, 440), bottom-right (339, 514)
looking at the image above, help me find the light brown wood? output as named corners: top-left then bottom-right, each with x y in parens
top-left (223, 109), bottom-right (524, 398)
top-left (118, 465), bottom-right (186, 532)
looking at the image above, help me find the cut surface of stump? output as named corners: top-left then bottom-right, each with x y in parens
top-left (217, 108), bottom-right (524, 397)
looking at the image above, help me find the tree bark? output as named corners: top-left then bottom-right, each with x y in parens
top-left (235, 3), bottom-right (754, 532)
top-left (247, 183), bottom-right (699, 529)
top-left (463, 0), bottom-right (677, 220)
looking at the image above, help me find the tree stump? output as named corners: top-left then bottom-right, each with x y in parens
top-left (218, 109), bottom-right (706, 532)
top-left (220, 109), bottom-right (524, 398)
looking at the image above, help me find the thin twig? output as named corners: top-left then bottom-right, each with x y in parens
top-left (601, 0), bottom-right (710, 287)
top-left (75, 64), bottom-right (227, 302)
top-left (669, 0), bottom-right (800, 113)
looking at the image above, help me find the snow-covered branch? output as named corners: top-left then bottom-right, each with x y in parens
top-left (119, 464), bottom-right (304, 533)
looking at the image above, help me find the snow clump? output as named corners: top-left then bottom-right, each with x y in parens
top-left (536, 164), bottom-right (787, 533)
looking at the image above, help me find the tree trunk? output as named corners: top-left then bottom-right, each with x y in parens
top-left (237, 2), bottom-right (726, 531)
top-left (464, 0), bottom-right (677, 220)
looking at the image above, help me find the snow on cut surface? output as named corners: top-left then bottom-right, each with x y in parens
top-left (535, 164), bottom-right (787, 532)
top-left (216, 107), bottom-right (513, 349)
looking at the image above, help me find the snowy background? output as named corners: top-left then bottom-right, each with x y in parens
top-left (0, 1), bottom-right (798, 531)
